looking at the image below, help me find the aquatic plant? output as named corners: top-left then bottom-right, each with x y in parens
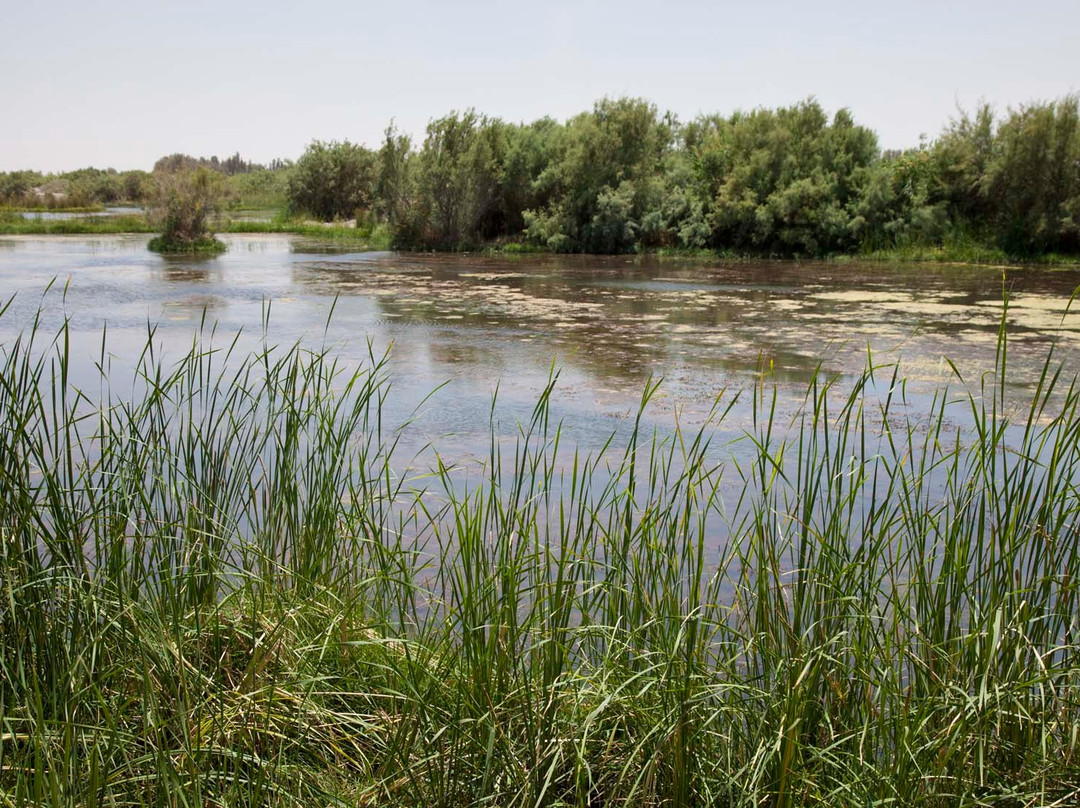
top-left (1, 291), bottom-right (1079, 805)
top-left (147, 167), bottom-right (227, 253)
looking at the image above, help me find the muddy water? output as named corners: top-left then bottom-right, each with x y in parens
top-left (1, 233), bottom-right (1079, 465)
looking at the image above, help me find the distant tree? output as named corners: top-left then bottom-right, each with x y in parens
top-left (931, 104), bottom-right (997, 229)
top-left (121, 170), bottom-right (152, 202)
top-left (413, 110), bottom-right (505, 247)
top-left (523, 97), bottom-right (674, 252)
top-left (153, 153), bottom-right (204, 174)
top-left (983, 97), bottom-right (1080, 254)
top-left (0, 170), bottom-right (41, 203)
top-left (690, 100), bottom-right (879, 255)
top-left (376, 123), bottom-right (416, 230)
top-left (287, 140), bottom-right (377, 221)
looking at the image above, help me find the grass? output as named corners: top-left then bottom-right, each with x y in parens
top-left (0, 209), bottom-right (392, 248)
top-left (1, 283), bottom-right (1079, 806)
top-left (225, 218), bottom-right (392, 246)
top-left (148, 234), bottom-right (228, 253)
top-left (0, 204), bottom-right (108, 214)
top-left (0, 211), bottom-right (155, 235)
top-left (853, 244), bottom-right (1080, 267)
top-left (2, 210), bottom-right (1075, 268)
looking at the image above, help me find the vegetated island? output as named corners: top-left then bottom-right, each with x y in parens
top-left (2, 94), bottom-right (1079, 264)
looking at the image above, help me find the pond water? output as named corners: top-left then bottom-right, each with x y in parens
top-left (1, 233), bottom-right (1079, 466)
top-left (15, 206), bottom-right (144, 220)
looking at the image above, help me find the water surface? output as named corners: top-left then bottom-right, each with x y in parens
top-left (2, 233), bottom-right (1078, 464)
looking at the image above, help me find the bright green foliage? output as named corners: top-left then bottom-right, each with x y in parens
top-left (409, 110), bottom-right (506, 247)
top-left (375, 123), bottom-right (416, 232)
top-left (496, 117), bottom-right (563, 234)
top-left (524, 98), bottom-right (674, 252)
top-left (2, 301), bottom-right (1080, 805)
top-left (849, 146), bottom-right (948, 250)
top-left (287, 140), bottom-right (377, 221)
top-left (4, 94), bottom-right (1080, 257)
top-left (688, 101), bottom-right (879, 254)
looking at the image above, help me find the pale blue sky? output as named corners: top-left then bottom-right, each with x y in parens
top-left (1, 0), bottom-right (1076, 171)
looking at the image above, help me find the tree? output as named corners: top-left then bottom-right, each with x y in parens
top-left (983, 97), bottom-right (1080, 254)
top-left (691, 100), bottom-right (879, 255)
top-left (523, 97), bottom-right (674, 252)
top-left (287, 140), bottom-right (377, 221)
top-left (412, 111), bottom-right (505, 247)
top-left (147, 168), bottom-right (225, 252)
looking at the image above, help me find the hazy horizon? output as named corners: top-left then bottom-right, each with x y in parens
top-left (2, 0), bottom-right (1077, 173)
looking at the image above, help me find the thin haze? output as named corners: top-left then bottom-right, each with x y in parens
top-left (1, 0), bottom-right (1076, 172)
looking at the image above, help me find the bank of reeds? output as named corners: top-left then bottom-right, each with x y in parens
top-left (1, 292), bottom-right (1079, 806)
top-left (0, 211), bottom-right (155, 235)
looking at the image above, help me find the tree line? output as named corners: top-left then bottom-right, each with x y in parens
top-left (3, 95), bottom-right (1077, 257)
top-left (289, 95), bottom-right (1080, 257)
top-left (0, 153), bottom-right (292, 211)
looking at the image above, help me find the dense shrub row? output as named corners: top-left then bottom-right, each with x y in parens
top-left (5, 95), bottom-right (1077, 256)
top-left (290, 96), bottom-right (1080, 256)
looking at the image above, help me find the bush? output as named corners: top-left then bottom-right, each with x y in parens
top-left (287, 140), bottom-right (376, 221)
top-left (147, 168), bottom-right (226, 253)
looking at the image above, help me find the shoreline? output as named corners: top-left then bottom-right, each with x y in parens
top-left (3, 212), bottom-right (1080, 269)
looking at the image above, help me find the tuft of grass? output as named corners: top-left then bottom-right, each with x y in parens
top-left (0, 204), bottom-right (107, 214)
top-left (148, 234), bottom-right (227, 253)
top-left (224, 216), bottom-right (392, 247)
top-left (0, 212), bottom-right (155, 234)
top-left (0, 287), bottom-right (1079, 806)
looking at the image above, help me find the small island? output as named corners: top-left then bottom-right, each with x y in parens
top-left (147, 167), bottom-right (227, 254)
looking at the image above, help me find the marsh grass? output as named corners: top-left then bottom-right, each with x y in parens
top-left (0, 205), bottom-right (107, 214)
top-left (0, 212), bottom-right (155, 235)
top-left (0, 211), bottom-right (390, 248)
top-left (224, 216), bottom-right (392, 246)
top-left (1, 288), bottom-right (1080, 806)
top-left (147, 234), bottom-right (227, 254)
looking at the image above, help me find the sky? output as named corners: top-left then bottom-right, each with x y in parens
top-left (1, 0), bottom-right (1076, 172)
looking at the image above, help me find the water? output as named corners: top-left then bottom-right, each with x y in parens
top-left (1, 233), bottom-right (1078, 465)
top-left (14, 206), bottom-right (143, 221)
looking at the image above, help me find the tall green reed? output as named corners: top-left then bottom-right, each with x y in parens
top-left (1, 289), bottom-right (1078, 806)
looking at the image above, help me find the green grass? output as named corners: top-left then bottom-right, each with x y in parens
top-left (853, 244), bottom-right (1080, 267)
top-left (0, 204), bottom-right (108, 214)
top-left (0, 210), bottom-right (391, 248)
top-left (2, 286), bottom-right (1079, 806)
top-left (1, 210), bottom-right (1076, 268)
top-left (225, 218), bottom-right (392, 246)
top-left (0, 212), bottom-right (155, 235)
top-left (148, 234), bottom-right (228, 253)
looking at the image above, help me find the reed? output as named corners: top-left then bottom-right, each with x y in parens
top-left (1, 290), bottom-right (1078, 806)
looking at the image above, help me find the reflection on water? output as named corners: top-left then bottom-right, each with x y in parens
top-left (1, 233), bottom-right (1078, 459)
top-left (155, 252), bottom-right (224, 284)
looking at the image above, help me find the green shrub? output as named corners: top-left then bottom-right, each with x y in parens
top-left (287, 140), bottom-right (376, 221)
top-left (147, 167), bottom-right (226, 253)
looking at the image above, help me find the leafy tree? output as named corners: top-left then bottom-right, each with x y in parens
top-left (983, 97), bottom-right (1080, 254)
top-left (287, 140), bottom-right (377, 221)
top-left (376, 123), bottom-right (416, 231)
top-left (410, 110), bottom-right (506, 247)
top-left (148, 168), bottom-right (225, 252)
top-left (691, 100), bottom-right (879, 255)
top-left (523, 97), bottom-right (673, 252)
